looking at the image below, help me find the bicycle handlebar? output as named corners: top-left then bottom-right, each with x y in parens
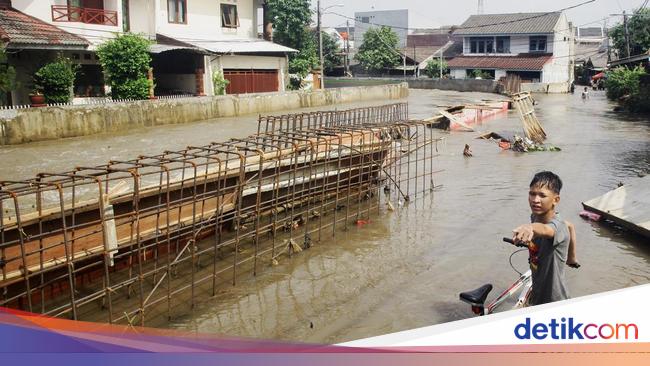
top-left (503, 237), bottom-right (529, 248)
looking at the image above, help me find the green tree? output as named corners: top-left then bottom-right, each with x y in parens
top-left (0, 48), bottom-right (16, 102)
top-left (424, 58), bottom-right (448, 78)
top-left (34, 57), bottom-right (78, 103)
top-left (313, 30), bottom-right (343, 73)
top-left (354, 26), bottom-right (401, 73)
top-left (96, 33), bottom-right (152, 100)
top-left (610, 8), bottom-right (650, 58)
top-left (267, 0), bottom-right (317, 78)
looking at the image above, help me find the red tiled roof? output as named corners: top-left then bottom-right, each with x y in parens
top-left (0, 8), bottom-right (89, 49)
top-left (447, 54), bottom-right (552, 71)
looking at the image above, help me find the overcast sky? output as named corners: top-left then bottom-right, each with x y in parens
top-left (318, 0), bottom-right (645, 30)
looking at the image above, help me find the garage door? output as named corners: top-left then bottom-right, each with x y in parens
top-left (223, 70), bottom-right (279, 94)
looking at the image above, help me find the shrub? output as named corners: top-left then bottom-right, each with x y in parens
top-left (470, 69), bottom-right (493, 80)
top-left (34, 58), bottom-right (78, 103)
top-left (424, 59), bottom-right (448, 78)
top-left (0, 48), bottom-right (16, 101)
top-left (212, 71), bottom-right (229, 95)
top-left (111, 78), bottom-right (151, 100)
top-left (605, 66), bottom-right (645, 100)
top-left (605, 66), bottom-right (650, 113)
top-left (97, 33), bottom-right (152, 100)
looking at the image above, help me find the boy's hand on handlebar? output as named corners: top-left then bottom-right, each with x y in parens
top-left (513, 224), bottom-right (534, 245)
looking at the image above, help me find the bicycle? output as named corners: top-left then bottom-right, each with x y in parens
top-left (459, 237), bottom-right (532, 316)
top-left (459, 237), bottom-right (580, 315)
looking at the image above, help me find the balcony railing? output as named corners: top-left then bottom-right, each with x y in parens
top-left (51, 5), bottom-right (118, 26)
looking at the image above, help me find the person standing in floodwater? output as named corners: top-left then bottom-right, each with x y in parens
top-left (512, 171), bottom-right (579, 306)
top-left (581, 87), bottom-right (589, 100)
top-left (463, 144), bottom-right (473, 157)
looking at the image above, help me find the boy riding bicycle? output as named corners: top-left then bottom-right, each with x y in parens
top-left (512, 171), bottom-right (578, 306)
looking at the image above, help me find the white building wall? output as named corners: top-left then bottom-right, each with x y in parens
top-left (451, 69), bottom-right (466, 79)
top-left (354, 10), bottom-right (408, 48)
top-left (128, 0), bottom-right (156, 36)
top-left (542, 13), bottom-right (573, 83)
top-left (219, 55), bottom-right (286, 70)
top-left (156, 0), bottom-right (256, 40)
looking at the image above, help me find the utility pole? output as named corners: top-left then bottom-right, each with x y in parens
top-left (346, 20), bottom-right (351, 77)
top-left (478, 0), bottom-right (485, 14)
top-left (439, 49), bottom-right (443, 78)
top-left (623, 10), bottom-right (631, 58)
top-left (317, 0), bottom-right (325, 88)
top-left (610, 11), bottom-right (632, 59)
top-left (605, 18), bottom-right (611, 63)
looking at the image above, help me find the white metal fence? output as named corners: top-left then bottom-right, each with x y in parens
top-left (0, 94), bottom-right (199, 111)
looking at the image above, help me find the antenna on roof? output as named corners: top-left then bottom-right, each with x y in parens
top-left (477, 0), bottom-right (485, 14)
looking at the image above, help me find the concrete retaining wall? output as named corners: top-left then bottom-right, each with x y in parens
top-left (0, 83), bottom-right (408, 145)
top-left (407, 79), bottom-right (500, 93)
top-left (521, 82), bottom-right (570, 94)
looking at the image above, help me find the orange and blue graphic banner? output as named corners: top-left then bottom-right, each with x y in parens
top-left (1, 285), bottom-right (649, 365)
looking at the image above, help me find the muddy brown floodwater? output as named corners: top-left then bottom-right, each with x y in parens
top-left (1, 89), bottom-right (649, 344)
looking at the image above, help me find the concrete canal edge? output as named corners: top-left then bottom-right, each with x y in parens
top-left (0, 83), bottom-right (409, 145)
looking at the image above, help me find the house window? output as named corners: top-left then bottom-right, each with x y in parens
top-left (469, 37), bottom-right (493, 54)
top-left (168, 0), bottom-right (187, 24)
top-left (221, 4), bottom-right (239, 28)
top-left (496, 36), bottom-right (510, 53)
top-left (529, 36), bottom-right (547, 52)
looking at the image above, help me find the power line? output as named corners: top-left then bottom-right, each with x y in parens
top-left (330, 0), bottom-right (596, 33)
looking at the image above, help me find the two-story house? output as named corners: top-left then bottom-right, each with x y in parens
top-left (448, 12), bottom-right (574, 92)
top-left (2, 0), bottom-right (294, 105)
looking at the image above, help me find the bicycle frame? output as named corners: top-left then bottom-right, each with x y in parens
top-left (484, 269), bottom-right (531, 315)
top-left (460, 237), bottom-right (532, 316)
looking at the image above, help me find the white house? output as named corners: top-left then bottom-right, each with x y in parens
top-left (448, 12), bottom-right (574, 92)
top-left (2, 0), bottom-right (294, 105)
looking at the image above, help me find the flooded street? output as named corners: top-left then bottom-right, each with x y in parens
top-left (1, 89), bottom-right (649, 344)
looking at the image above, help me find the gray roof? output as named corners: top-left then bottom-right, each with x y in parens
top-left (453, 12), bottom-right (562, 35)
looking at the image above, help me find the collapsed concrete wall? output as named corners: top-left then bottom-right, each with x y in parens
top-left (0, 83), bottom-right (408, 145)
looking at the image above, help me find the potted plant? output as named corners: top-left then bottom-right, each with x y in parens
top-left (28, 87), bottom-right (46, 107)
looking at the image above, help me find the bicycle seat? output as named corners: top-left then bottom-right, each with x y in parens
top-left (459, 284), bottom-right (493, 305)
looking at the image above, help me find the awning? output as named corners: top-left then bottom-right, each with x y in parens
top-left (149, 43), bottom-right (206, 54)
top-left (157, 34), bottom-right (297, 54)
top-left (592, 72), bottom-right (606, 80)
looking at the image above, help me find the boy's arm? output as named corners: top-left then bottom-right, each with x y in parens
top-left (565, 221), bottom-right (580, 268)
top-left (512, 223), bottom-right (555, 244)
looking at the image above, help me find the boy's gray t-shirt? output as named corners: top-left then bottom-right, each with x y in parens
top-left (528, 214), bottom-right (570, 305)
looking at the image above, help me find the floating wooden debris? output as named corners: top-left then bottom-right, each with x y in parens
top-left (426, 101), bottom-right (509, 132)
top-left (511, 92), bottom-right (546, 144)
top-left (582, 175), bottom-right (650, 238)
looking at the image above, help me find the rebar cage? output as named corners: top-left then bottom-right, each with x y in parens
top-left (0, 103), bottom-right (444, 326)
